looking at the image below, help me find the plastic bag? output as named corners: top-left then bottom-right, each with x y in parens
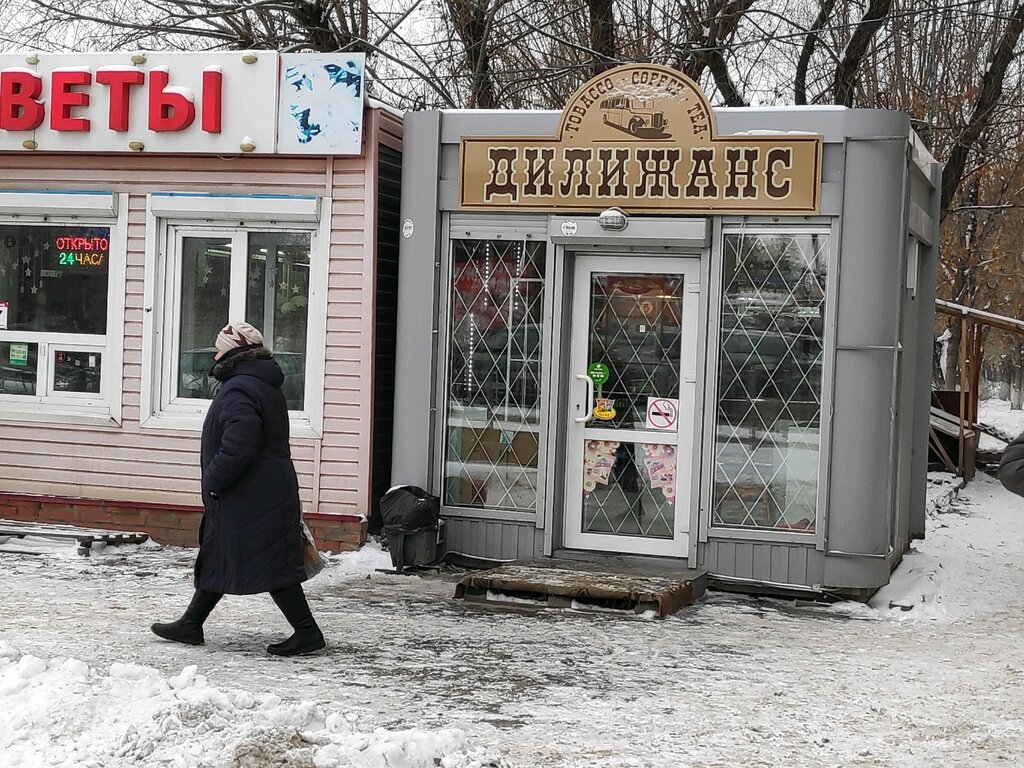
top-left (379, 485), bottom-right (440, 534)
top-left (300, 518), bottom-right (328, 580)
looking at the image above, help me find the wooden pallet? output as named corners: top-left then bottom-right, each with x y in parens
top-left (454, 560), bottom-right (706, 618)
top-left (0, 519), bottom-right (149, 557)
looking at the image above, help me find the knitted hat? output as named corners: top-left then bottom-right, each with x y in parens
top-left (215, 321), bottom-right (264, 355)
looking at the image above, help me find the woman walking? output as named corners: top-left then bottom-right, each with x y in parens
top-left (151, 322), bottom-right (325, 656)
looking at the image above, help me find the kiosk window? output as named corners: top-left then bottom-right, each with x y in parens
top-left (53, 350), bottom-right (102, 394)
top-left (177, 236), bottom-right (231, 400)
top-left (0, 224), bottom-right (109, 335)
top-left (712, 231), bottom-right (829, 534)
top-left (169, 228), bottom-right (314, 415)
top-left (0, 219), bottom-right (116, 415)
top-left (0, 341), bottom-right (38, 396)
top-left (443, 238), bottom-right (547, 512)
top-left (245, 232), bottom-right (310, 411)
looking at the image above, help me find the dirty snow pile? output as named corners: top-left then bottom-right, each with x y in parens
top-left (0, 640), bottom-right (503, 768)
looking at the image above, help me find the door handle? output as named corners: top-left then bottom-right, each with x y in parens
top-left (573, 373), bottom-right (594, 423)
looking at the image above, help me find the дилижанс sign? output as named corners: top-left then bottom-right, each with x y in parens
top-left (0, 52), bottom-right (365, 155)
top-left (460, 64), bottom-right (822, 214)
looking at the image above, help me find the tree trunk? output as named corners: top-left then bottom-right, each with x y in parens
top-left (795, 0), bottom-right (837, 104)
top-left (1000, 363), bottom-right (1012, 401)
top-left (586, 0), bottom-right (616, 78)
top-left (832, 0), bottom-right (894, 106)
top-left (1012, 367), bottom-right (1024, 410)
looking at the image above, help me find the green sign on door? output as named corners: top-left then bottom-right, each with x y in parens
top-left (587, 361), bottom-right (609, 385)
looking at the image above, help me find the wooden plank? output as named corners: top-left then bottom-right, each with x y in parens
top-left (454, 562), bottom-right (706, 618)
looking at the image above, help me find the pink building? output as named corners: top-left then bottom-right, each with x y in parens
top-left (0, 51), bottom-right (402, 550)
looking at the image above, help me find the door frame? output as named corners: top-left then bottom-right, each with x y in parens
top-left (559, 251), bottom-right (705, 561)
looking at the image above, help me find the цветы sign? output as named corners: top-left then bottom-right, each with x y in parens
top-left (460, 64), bottom-right (822, 214)
top-left (0, 52), bottom-right (365, 155)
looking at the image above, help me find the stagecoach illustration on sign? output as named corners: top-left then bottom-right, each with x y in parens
top-left (600, 95), bottom-right (671, 138)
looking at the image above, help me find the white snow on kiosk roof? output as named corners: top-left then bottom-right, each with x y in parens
top-left (717, 105), bottom-right (850, 112)
top-left (95, 65), bottom-right (143, 73)
top-left (725, 128), bottom-right (821, 136)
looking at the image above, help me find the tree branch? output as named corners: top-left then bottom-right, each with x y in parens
top-left (941, 1), bottom-right (1024, 220)
top-left (796, 0), bottom-right (836, 105)
top-left (832, 0), bottom-right (894, 107)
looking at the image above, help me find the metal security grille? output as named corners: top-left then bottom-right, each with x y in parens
top-left (588, 274), bottom-right (683, 429)
top-left (582, 441), bottom-right (676, 538)
top-left (712, 232), bottom-right (829, 532)
top-left (580, 273), bottom-right (684, 540)
top-left (444, 239), bottom-right (546, 511)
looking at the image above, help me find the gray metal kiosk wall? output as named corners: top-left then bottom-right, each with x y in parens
top-left (392, 65), bottom-right (940, 597)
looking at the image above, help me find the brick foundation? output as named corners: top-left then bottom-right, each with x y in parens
top-left (0, 493), bottom-right (366, 553)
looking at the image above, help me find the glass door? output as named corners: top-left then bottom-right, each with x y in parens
top-left (563, 255), bottom-right (700, 557)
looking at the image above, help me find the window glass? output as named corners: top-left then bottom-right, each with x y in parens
top-left (444, 239), bottom-right (546, 511)
top-left (53, 350), bottom-right (101, 394)
top-left (246, 232), bottom-right (311, 410)
top-left (0, 341), bottom-right (38, 396)
top-left (713, 232), bottom-right (828, 533)
top-left (177, 236), bottom-right (231, 400)
top-left (0, 224), bottom-right (109, 334)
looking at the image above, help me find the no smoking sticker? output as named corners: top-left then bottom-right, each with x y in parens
top-left (646, 397), bottom-right (678, 431)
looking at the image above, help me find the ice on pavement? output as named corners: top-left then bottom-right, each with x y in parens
top-left (2, 471), bottom-right (1024, 766)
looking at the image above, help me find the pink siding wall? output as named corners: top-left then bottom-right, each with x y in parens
top-left (0, 107), bottom-right (401, 520)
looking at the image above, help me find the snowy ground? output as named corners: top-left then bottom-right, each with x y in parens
top-left (3, 473), bottom-right (1024, 767)
top-left (977, 398), bottom-right (1024, 452)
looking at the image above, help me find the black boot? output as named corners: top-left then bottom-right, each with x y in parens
top-left (151, 590), bottom-right (223, 646)
top-left (268, 585), bottom-right (325, 656)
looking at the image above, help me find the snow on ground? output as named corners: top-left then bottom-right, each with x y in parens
top-left (3, 474), bottom-right (1024, 767)
top-left (977, 397), bottom-right (1024, 452)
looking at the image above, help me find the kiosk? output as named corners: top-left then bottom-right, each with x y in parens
top-left (0, 51), bottom-right (401, 551)
top-left (393, 63), bottom-right (940, 597)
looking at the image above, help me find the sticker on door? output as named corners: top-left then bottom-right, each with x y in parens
top-left (645, 397), bottom-right (678, 430)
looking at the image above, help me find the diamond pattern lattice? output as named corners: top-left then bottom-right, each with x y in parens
top-left (712, 233), bottom-right (829, 533)
top-left (445, 239), bottom-right (546, 511)
top-left (589, 274), bottom-right (683, 429)
top-left (582, 441), bottom-right (675, 539)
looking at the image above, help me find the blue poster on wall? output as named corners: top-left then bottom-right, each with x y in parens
top-left (277, 53), bottom-right (365, 155)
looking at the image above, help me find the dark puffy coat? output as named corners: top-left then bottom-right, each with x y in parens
top-left (195, 347), bottom-right (306, 595)
top-left (998, 431), bottom-right (1024, 498)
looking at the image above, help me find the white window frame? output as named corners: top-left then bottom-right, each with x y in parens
top-left (0, 196), bottom-right (127, 426)
top-left (140, 194), bottom-right (329, 437)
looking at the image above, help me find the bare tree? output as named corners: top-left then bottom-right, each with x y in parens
top-left (939, 0), bottom-right (1024, 220)
top-left (443, 0), bottom-right (504, 108)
